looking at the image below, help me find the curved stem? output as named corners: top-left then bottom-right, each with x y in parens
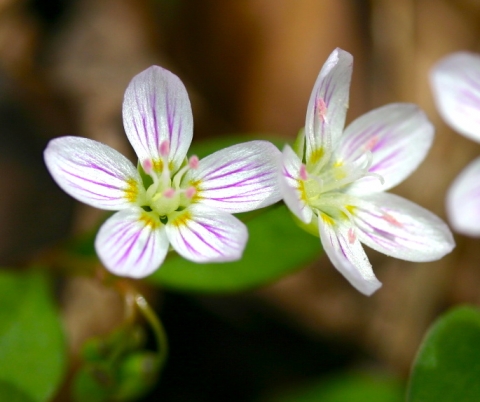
top-left (114, 279), bottom-right (169, 371)
top-left (134, 293), bottom-right (169, 370)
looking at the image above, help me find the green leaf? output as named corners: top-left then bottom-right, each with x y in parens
top-left (72, 364), bottom-right (114, 402)
top-left (73, 325), bottom-right (151, 402)
top-left (113, 351), bottom-right (159, 401)
top-left (407, 305), bottom-right (480, 402)
top-left (149, 205), bottom-right (321, 293)
top-left (0, 270), bottom-right (66, 402)
top-left (80, 326), bottom-right (146, 364)
top-left (261, 371), bottom-right (404, 402)
top-left (0, 381), bottom-right (35, 402)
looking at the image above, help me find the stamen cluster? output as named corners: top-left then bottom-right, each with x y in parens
top-left (141, 140), bottom-right (198, 218)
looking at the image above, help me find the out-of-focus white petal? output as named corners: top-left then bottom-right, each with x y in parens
top-left (123, 66), bottom-right (193, 171)
top-left (353, 192), bottom-right (455, 261)
top-left (431, 51), bottom-right (480, 143)
top-left (44, 136), bottom-right (143, 210)
top-left (165, 204), bottom-right (247, 263)
top-left (340, 103), bottom-right (434, 194)
top-left (305, 48), bottom-right (353, 164)
top-left (95, 208), bottom-right (169, 278)
top-left (187, 141), bottom-right (282, 213)
top-left (446, 157), bottom-right (480, 236)
top-left (318, 216), bottom-right (382, 296)
top-left (278, 145), bottom-right (313, 223)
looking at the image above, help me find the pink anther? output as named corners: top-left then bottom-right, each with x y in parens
top-left (348, 228), bottom-right (356, 244)
top-left (159, 140), bottom-right (170, 157)
top-left (185, 186), bottom-right (196, 199)
top-left (316, 97), bottom-right (328, 122)
top-left (365, 136), bottom-right (379, 151)
top-left (299, 164), bottom-right (308, 181)
top-left (383, 212), bottom-right (402, 227)
top-left (163, 188), bottom-right (176, 198)
top-left (142, 159), bottom-right (153, 174)
top-left (189, 155), bottom-right (199, 169)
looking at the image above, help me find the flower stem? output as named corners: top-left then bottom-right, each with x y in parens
top-left (115, 279), bottom-right (169, 371)
top-left (134, 293), bottom-right (169, 370)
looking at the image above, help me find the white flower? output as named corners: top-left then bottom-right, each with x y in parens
top-left (45, 66), bottom-right (281, 278)
top-left (279, 48), bottom-right (455, 295)
top-left (431, 51), bottom-right (480, 237)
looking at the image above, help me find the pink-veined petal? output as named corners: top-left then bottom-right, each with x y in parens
top-left (446, 157), bottom-right (480, 236)
top-left (95, 207), bottom-right (169, 278)
top-left (340, 103), bottom-right (434, 194)
top-left (165, 204), bottom-right (247, 263)
top-left (44, 136), bottom-right (143, 210)
top-left (352, 192), bottom-right (455, 261)
top-left (279, 145), bottom-right (313, 223)
top-left (318, 215), bottom-right (382, 296)
top-left (123, 65), bottom-right (193, 171)
top-left (305, 48), bottom-right (353, 164)
top-left (431, 51), bottom-right (480, 143)
top-left (187, 141), bottom-right (282, 213)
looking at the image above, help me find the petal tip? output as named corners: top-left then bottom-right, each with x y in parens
top-left (359, 279), bottom-right (383, 297)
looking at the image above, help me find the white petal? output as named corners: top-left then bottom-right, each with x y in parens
top-left (318, 216), bottom-right (382, 296)
top-left (353, 193), bottom-right (455, 261)
top-left (278, 145), bottom-right (313, 223)
top-left (123, 65), bottom-right (193, 171)
top-left (165, 204), bottom-right (247, 263)
top-left (305, 48), bottom-right (353, 164)
top-left (446, 157), bottom-right (480, 236)
top-left (44, 136), bottom-right (143, 210)
top-left (340, 103), bottom-right (434, 194)
top-left (187, 141), bottom-right (282, 213)
top-left (431, 51), bottom-right (480, 143)
top-left (95, 208), bottom-right (169, 278)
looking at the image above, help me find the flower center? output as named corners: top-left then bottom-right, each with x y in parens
top-left (301, 148), bottom-right (384, 217)
top-left (149, 188), bottom-right (182, 217)
top-left (140, 140), bottom-right (198, 219)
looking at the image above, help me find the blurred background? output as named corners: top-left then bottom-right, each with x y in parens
top-left (1, 0), bottom-right (480, 400)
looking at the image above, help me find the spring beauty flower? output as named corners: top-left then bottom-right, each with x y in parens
top-left (45, 66), bottom-right (281, 277)
top-left (431, 51), bottom-right (480, 236)
top-left (279, 48), bottom-right (454, 295)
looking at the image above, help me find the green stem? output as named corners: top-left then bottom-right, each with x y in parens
top-left (134, 293), bottom-right (169, 370)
